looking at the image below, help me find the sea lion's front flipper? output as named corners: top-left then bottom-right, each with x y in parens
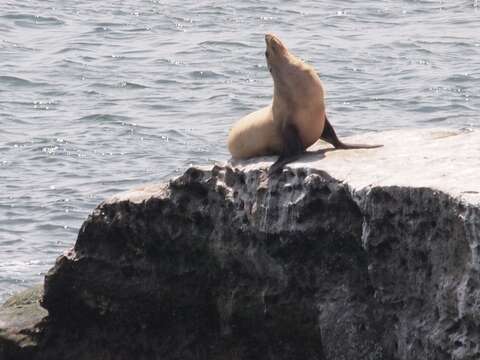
top-left (269, 122), bottom-right (304, 175)
top-left (321, 116), bottom-right (383, 149)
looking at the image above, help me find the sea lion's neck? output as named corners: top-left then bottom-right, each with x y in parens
top-left (273, 81), bottom-right (294, 108)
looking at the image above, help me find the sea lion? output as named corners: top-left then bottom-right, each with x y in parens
top-left (227, 33), bottom-right (382, 173)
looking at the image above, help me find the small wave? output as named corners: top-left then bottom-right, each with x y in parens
top-left (78, 114), bottom-right (132, 122)
top-left (92, 26), bottom-right (113, 32)
top-left (88, 81), bottom-right (146, 90)
top-left (0, 76), bottom-right (47, 87)
top-left (120, 49), bottom-right (154, 56)
top-left (118, 81), bottom-right (149, 89)
top-left (0, 238), bottom-right (24, 246)
top-left (154, 78), bottom-right (180, 85)
top-left (124, 27), bottom-right (153, 33)
top-left (414, 103), bottom-right (474, 113)
top-left (189, 70), bottom-right (227, 79)
top-left (80, 55), bottom-right (97, 62)
top-left (36, 223), bottom-right (67, 232)
top-left (1, 40), bottom-right (37, 52)
top-left (444, 74), bottom-right (472, 83)
top-left (1, 13), bottom-right (64, 27)
top-left (421, 116), bottom-right (450, 123)
top-left (155, 58), bottom-right (185, 66)
top-left (55, 47), bottom-right (89, 55)
top-left (96, 22), bottom-right (126, 28)
top-left (416, 39), bottom-right (475, 50)
top-left (199, 40), bottom-right (252, 48)
top-left (82, 90), bottom-right (102, 95)
top-left (207, 93), bottom-right (230, 100)
top-left (147, 103), bottom-right (174, 110)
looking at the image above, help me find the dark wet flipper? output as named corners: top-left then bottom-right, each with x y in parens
top-left (268, 122), bottom-right (304, 175)
top-left (320, 115), bottom-right (383, 149)
top-left (320, 116), bottom-right (343, 148)
top-left (268, 153), bottom-right (303, 175)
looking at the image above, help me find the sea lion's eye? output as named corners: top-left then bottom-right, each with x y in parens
top-left (265, 51), bottom-right (269, 58)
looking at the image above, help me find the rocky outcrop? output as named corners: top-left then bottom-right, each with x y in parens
top-left (1, 128), bottom-right (479, 360)
top-left (0, 285), bottom-right (47, 360)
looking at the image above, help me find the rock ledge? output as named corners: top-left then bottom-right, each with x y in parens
top-left (1, 128), bottom-right (479, 360)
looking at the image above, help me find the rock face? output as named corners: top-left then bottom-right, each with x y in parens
top-left (1, 128), bottom-right (480, 360)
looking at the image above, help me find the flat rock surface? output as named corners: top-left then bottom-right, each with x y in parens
top-left (230, 128), bottom-right (480, 205)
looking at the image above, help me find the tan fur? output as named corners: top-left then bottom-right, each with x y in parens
top-left (228, 33), bottom-right (326, 159)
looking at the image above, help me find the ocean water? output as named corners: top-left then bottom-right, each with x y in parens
top-left (1, 0), bottom-right (479, 301)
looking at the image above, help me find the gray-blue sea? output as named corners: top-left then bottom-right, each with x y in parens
top-left (1, 1), bottom-right (479, 301)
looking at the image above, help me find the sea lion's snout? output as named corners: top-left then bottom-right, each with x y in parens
top-left (264, 33), bottom-right (287, 56)
top-left (265, 33), bottom-right (288, 74)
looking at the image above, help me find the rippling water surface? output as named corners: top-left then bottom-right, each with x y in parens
top-left (1, 0), bottom-right (479, 301)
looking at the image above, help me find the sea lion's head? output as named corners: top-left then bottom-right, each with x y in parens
top-left (264, 33), bottom-right (324, 101)
top-left (264, 33), bottom-right (289, 75)
top-left (264, 33), bottom-right (312, 85)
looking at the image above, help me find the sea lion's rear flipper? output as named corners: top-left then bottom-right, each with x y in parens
top-left (321, 116), bottom-right (383, 149)
top-left (320, 116), bottom-right (343, 148)
top-left (269, 122), bottom-right (304, 175)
